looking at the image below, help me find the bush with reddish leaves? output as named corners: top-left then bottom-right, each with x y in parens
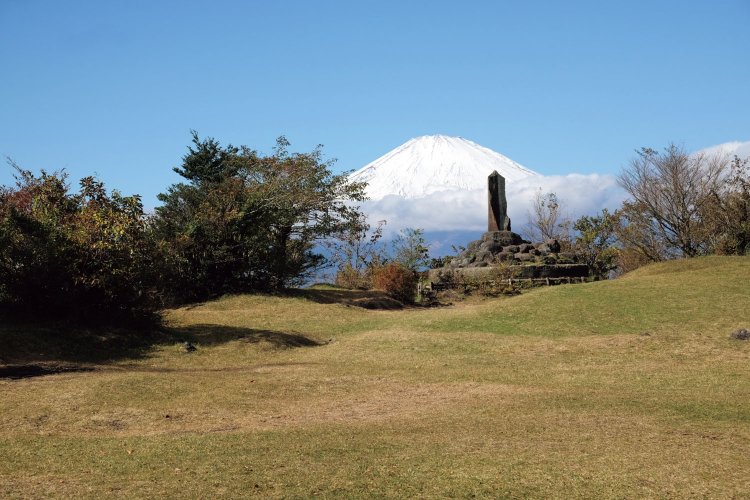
top-left (371, 263), bottom-right (417, 304)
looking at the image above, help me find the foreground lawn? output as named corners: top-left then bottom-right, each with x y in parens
top-left (1, 256), bottom-right (749, 498)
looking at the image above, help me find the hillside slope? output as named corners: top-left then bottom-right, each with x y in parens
top-left (1, 256), bottom-right (749, 498)
top-left (415, 255), bottom-right (750, 337)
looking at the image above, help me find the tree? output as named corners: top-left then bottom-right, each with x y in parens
top-left (391, 227), bottom-right (430, 272)
top-left (573, 209), bottom-right (619, 279)
top-left (615, 200), bottom-right (670, 263)
top-left (702, 155), bottom-right (750, 255)
top-left (0, 163), bottom-right (158, 320)
top-left (617, 144), bottom-right (730, 259)
top-left (327, 216), bottom-right (387, 289)
top-left (153, 133), bottom-right (366, 301)
top-left (526, 190), bottom-right (571, 244)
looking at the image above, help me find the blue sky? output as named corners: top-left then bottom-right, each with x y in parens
top-left (1, 0), bottom-right (749, 209)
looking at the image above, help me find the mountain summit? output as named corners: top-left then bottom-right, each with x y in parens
top-left (349, 135), bottom-right (538, 200)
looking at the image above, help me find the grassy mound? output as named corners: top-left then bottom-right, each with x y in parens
top-left (1, 256), bottom-right (749, 497)
top-left (419, 255), bottom-right (749, 337)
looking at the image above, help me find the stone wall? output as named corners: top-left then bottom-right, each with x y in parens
top-left (431, 230), bottom-right (590, 289)
top-left (428, 263), bottom-right (589, 284)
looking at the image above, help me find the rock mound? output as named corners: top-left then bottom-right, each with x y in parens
top-left (447, 231), bottom-right (577, 268)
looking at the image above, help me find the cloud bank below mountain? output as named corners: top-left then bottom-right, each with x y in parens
top-left (359, 173), bottom-right (628, 235)
top-left (353, 138), bottom-right (750, 246)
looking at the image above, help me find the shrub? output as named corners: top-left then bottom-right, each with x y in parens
top-left (334, 264), bottom-right (370, 290)
top-left (371, 263), bottom-right (417, 303)
top-left (0, 166), bottom-right (159, 321)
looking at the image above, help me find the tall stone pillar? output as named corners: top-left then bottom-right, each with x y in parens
top-left (488, 170), bottom-right (511, 232)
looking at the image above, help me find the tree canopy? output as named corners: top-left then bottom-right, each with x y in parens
top-left (153, 133), bottom-right (367, 301)
top-left (617, 144), bottom-right (730, 258)
top-left (0, 165), bottom-right (157, 319)
top-left (0, 133), bottom-right (368, 319)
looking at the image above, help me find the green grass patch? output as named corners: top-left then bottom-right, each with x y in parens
top-left (1, 256), bottom-right (749, 497)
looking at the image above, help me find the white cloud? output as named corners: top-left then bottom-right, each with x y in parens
top-left (355, 139), bottom-right (749, 238)
top-left (359, 173), bottom-right (628, 235)
top-left (696, 140), bottom-right (750, 161)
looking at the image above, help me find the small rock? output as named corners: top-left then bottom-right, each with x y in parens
top-left (730, 328), bottom-right (749, 340)
top-left (479, 240), bottom-right (503, 253)
top-left (496, 251), bottom-right (513, 262)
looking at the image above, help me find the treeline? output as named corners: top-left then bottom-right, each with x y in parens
top-left (526, 144), bottom-right (750, 278)
top-left (0, 133), bottom-right (366, 321)
top-left (2, 138), bottom-right (747, 320)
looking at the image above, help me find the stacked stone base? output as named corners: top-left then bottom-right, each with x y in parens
top-left (429, 231), bottom-right (590, 287)
top-left (447, 231), bottom-right (582, 268)
top-left (428, 263), bottom-right (589, 284)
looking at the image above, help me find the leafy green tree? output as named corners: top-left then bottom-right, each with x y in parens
top-left (0, 163), bottom-right (157, 320)
top-left (391, 227), bottom-right (430, 272)
top-left (0, 167), bottom-right (77, 315)
top-left (702, 156), bottom-right (750, 255)
top-left (428, 255), bottom-right (452, 268)
top-left (153, 133), bottom-right (366, 301)
top-left (573, 209), bottom-right (619, 279)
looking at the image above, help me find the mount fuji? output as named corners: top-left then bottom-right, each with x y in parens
top-left (349, 135), bottom-right (538, 200)
top-left (349, 134), bottom-right (629, 254)
top-left (347, 136), bottom-right (748, 255)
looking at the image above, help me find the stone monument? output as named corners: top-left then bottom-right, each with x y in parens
top-left (428, 171), bottom-right (590, 282)
top-left (488, 170), bottom-right (511, 232)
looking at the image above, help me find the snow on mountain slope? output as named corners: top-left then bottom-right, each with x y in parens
top-left (349, 135), bottom-right (538, 199)
top-left (346, 136), bottom-right (746, 250)
top-left (696, 139), bottom-right (750, 161)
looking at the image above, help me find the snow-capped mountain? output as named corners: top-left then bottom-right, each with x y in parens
top-left (349, 135), bottom-right (538, 200)
top-left (696, 140), bottom-right (750, 161)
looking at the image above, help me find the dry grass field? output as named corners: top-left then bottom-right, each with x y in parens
top-left (1, 256), bottom-right (749, 498)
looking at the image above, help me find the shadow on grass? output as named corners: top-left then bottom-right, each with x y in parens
top-left (0, 321), bottom-right (322, 379)
top-left (0, 322), bottom-right (163, 379)
top-left (0, 321), bottom-right (166, 366)
top-left (289, 288), bottom-right (405, 310)
top-left (0, 364), bottom-right (95, 380)
top-left (170, 324), bottom-right (324, 348)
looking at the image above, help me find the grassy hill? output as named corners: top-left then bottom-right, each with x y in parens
top-left (1, 256), bottom-right (749, 497)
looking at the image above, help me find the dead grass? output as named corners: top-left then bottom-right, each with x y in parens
top-left (1, 256), bottom-right (749, 498)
